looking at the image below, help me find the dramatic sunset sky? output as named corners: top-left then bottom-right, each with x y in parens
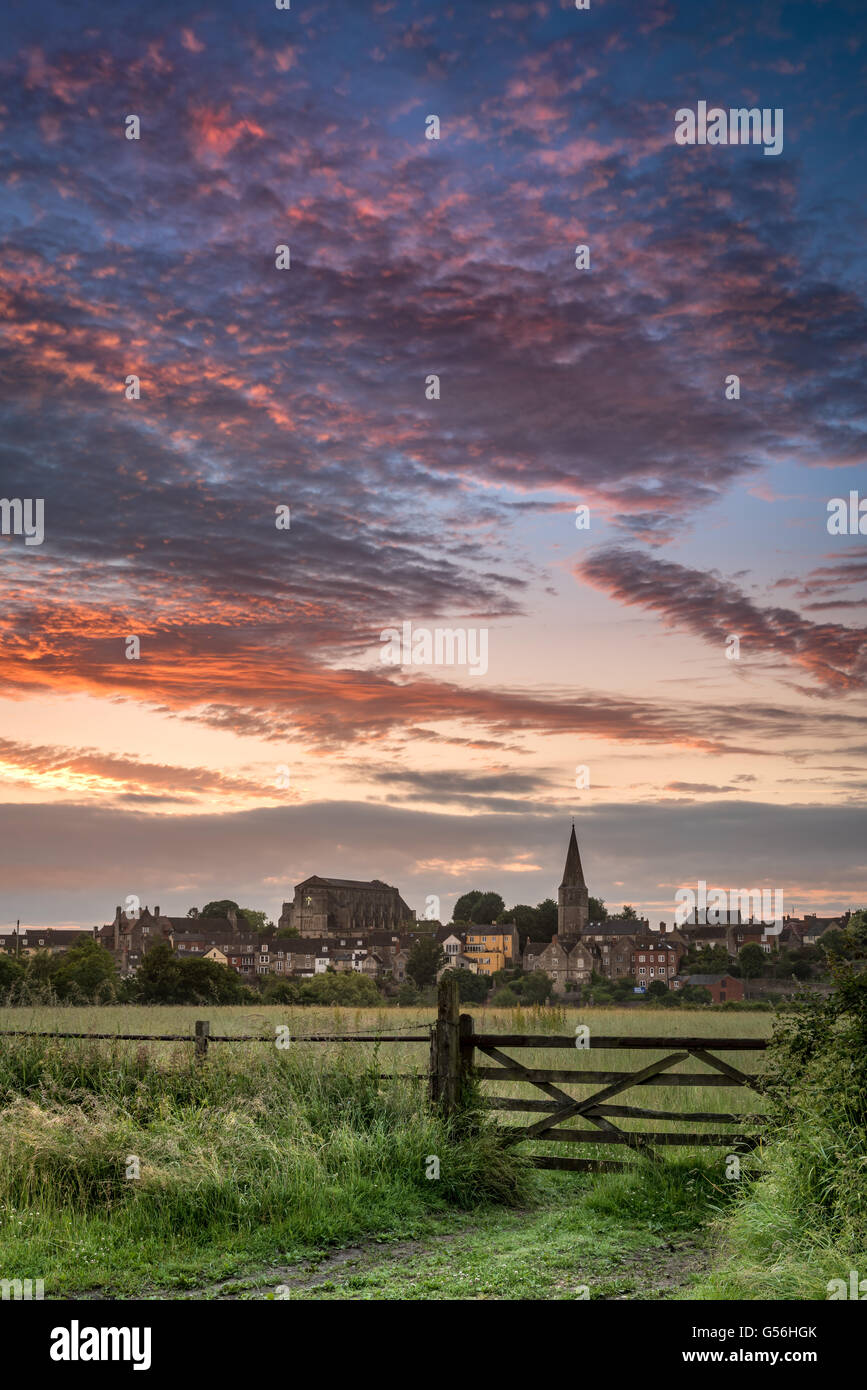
top-left (0, 0), bottom-right (864, 930)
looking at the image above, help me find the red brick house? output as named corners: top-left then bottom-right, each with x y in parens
top-left (674, 972), bottom-right (744, 1003)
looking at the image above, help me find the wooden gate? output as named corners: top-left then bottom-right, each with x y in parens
top-left (429, 977), bottom-right (768, 1171)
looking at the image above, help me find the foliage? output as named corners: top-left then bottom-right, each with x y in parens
top-left (199, 900), bottom-right (244, 921)
top-left (131, 942), bottom-right (245, 1004)
top-left (445, 969), bottom-right (491, 1003)
top-left (297, 972), bottom-right (381, 1006)
top-left (738, 943), bottom-right (767, 978)
top-left (0, 954), bottom-right (25, 994)
top-left (452, 890), bottom-right (483, 923)
top-left (406, 937), bottom-right (445, 989)
top-left (682, 944), bottom-right (730, 974)
top-left (239, 909), bottom-right (274, 936)
top-left (696, 961), bottom-right (867, 1298)
top-left (680, 984), bottom-right (712, 1005)
top-left (534, 899), bottom-right (558, 938)
top-left (468, 892), bottom-right (506, 924)
top-left (52, 939), bottom-right (117, 1002)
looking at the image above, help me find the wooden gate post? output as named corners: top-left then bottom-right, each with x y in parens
top-left (459, 1011), bottom-right (475, 1101)
top-left (194, 1019), bottom-right (209, 1063)
top-left (430, 975), bottom-right (460, 1114)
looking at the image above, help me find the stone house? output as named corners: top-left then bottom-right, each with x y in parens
top-left (523, 936), bottom-right (596, 994)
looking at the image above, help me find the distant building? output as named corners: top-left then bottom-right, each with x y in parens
top-left (279, 876), bottom-right (414, 937)
top-left (464, 923), bottom-right (519, 976)
top-left (523, 938), bottom-right (595, 994)
top-left (673, 972), bottom-right (744, 1003)
top-left (0, 928), bottom-right (92, 957)
top-left (632, 940), bottom-right (682, 987)
top-left (95, 905), bottom-right (251, 976)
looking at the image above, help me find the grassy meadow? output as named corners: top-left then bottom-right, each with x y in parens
top-left (2, 1001), bottom-right (835, 1300)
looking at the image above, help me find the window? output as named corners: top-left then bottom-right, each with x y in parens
top-left (638, 954), bottom-right (646, 962)
top-left (639, 967), bottom-right (646, 975)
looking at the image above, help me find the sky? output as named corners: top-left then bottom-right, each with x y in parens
top-left (0, 0), bottom-right (865, 930)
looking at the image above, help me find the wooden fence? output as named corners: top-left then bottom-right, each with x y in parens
top-left (0, 985), bottom-right (769, 1172)
top-left (0, 1022), bottom-right (430, 1066)
top-left (428, 975), bottom-right (769, 1171)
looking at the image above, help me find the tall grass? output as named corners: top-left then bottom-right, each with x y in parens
top-left (687, 975), bottom-right (867, 1299)
top-left (0, 1031), bottom-right (533, 1294)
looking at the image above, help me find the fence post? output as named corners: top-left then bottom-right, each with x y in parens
top-left (430, 974), bottom-right (460, 1114)
top-left (458, 1010), bottom-right (475, 1108)
top-left (194, 1019), bottom-right (209, 1063)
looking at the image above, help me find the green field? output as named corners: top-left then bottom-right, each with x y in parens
top-left (0, 1002), bottom-right (838, 1300)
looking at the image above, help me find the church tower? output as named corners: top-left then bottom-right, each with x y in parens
top-left (558, 822), bottom-right (589, 940)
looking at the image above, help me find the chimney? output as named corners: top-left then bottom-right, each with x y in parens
top-left (154, 906), bottom-right (160, 919)
top-left (228, 907), bottom-right (238, 934)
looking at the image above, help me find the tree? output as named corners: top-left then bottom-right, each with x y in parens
top-left (239, 909), bottom-right (274, 936)
top-left (588, 896), bottom-right (608, 923)
top-left (521, 969), bottom-right (552, 1004)
top-left (452, 890), bottom-right (483, 923)
top-left (0, 954), bottom-right (24, 994)
top-left (180, 956), bottom-right (245, 1003)
top-left (819, 928), bottom-right (851, 959)
top-left (469, 892), bottom-right (505, 924)
top-left (738, 943), bottom-right (766, 998)
top-left (658, 990), bottom-right (682, 1008)
top-left (843, 908), bottom-right (867, 952)
top-left (681, 984), bottom-right (712, 1005)
top-left (134, 940), bottom-right (183, 1003)
top-left (449, 969), bottom-right (490, 1003)
top-left (201, 900), bottom-right (244, 920)
top-left (535, 899), bottom-right (558, 940)
top-left (301, 972), bottom-right (380, 1005)
top-left (396, 981), bottom-right (419, 1006)
top-left (683, 944), bottom-right (730, 974)
top-left (620, 905), bottom-right (638, 920)
top-left (24, 949), bottom-right (57, 985)
top-left (262, 977), bottom-right (302, 1004)
top-left (53, 939), bottom-right (117, 1001)
top-left (647, 979), bottom-right (669, 999)
top-left (406, 937), bottom-right (445, 989)
top-left (502, 904), bottom-right (539, 938)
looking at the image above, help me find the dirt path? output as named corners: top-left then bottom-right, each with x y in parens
top-left (74, 1197), bottom-right (713, 1301)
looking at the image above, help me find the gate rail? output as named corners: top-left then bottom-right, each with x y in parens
top-left (430, 977), bottom-right (768, 1172)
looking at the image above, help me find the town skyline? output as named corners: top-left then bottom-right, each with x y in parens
top-left (1, 806), bottom-right (861, 933)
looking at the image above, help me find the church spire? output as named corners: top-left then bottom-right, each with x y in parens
top-left (560, 821), bottom-right (585, 888)
top-left (558, 821), bottom-right (589, 940)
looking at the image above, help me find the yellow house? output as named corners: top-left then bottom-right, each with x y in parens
top-left (464, 925), bottom-right (518, 976)
top-left (203, 947), bottom-right (228, 966)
